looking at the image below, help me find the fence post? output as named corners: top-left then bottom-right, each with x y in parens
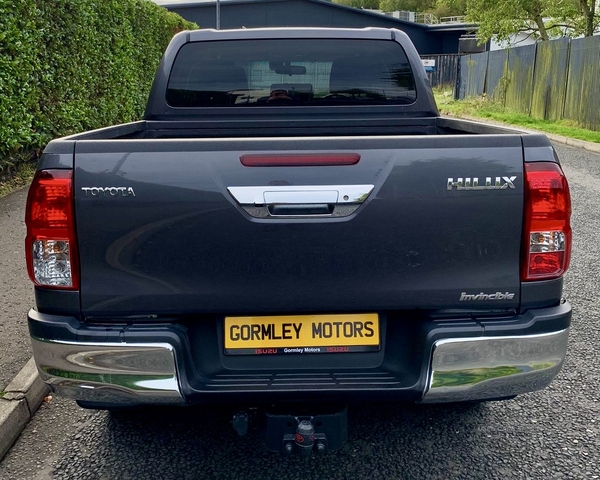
top-left (454, 56), bottom-right (461, 100)
top-left (560, 39), bottom-right (572, 121)
top-left (528, 43), bottom-right (538, 117)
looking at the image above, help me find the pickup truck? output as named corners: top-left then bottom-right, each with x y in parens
top-left (25, 27), bottom-right (572, 457)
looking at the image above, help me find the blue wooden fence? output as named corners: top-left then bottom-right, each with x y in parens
top-left (450, 36), bottom-right (600, 131)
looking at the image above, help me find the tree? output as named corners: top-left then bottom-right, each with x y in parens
top-left (451, 0), bottom-right (599, 42)
top-left (333, 0), bottom-right (381, 8)
top-left (575, 0), bottom-right (598, 37)
top-left (466, 0), bottom-right (560, 41)
top-left (432, 0), bottom-right (468, 18)
top-left (379, 0), bottom-right (466, 15)
top-left (379, 0), bottom-right (435, 11)
top-left (334, 0), bottom-right (467, 17)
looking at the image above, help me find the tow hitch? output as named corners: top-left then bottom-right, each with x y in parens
top-left (232, 404), bottom-right (348, 458)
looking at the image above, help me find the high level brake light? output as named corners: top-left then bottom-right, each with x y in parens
top-left (522, 162), bottom-right (571, 281)
top-left (240, 153), bottom-right (361, 167)
top-left (25, 170), bottom-right (79, 289)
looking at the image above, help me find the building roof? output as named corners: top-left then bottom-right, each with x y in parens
top-left (152, 0), bottom-right (476, 33)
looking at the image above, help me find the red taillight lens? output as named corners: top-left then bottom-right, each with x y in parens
top-left (522, 162), bottom-right (571, 281)
top-left (25, 170), bottom-right (79, 289)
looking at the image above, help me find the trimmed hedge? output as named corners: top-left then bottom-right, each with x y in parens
top-left (0, 0), bottom-right (196, 168)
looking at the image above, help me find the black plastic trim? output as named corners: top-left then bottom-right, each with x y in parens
top-left (520, 277), bottom-right (564, 310)
top-left (37, 150), bottom-right (74, 170)
top-left (34, 288), bottom-right (80, 316)
top-left (521, 134), bottom-right (554, 149)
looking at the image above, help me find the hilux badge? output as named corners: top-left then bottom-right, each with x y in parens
top-left (447, 176), bottom-right (517, 190)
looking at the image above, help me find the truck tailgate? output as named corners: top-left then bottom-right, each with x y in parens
top-left (73, 135), bottom-right (524, 316)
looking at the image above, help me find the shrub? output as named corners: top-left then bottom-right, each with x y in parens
top-left (0, 0), bottom-right (196, 169)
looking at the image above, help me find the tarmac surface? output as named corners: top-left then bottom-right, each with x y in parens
top-left (0, 188), bottom-right (33, 392)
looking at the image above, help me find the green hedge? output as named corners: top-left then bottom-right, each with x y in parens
top-left (0, 0), bottom-right (196, 168)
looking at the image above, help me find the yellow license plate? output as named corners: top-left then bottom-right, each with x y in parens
top-left (224, 313), bottom-right (379, 355)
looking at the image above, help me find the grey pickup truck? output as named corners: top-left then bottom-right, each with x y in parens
top-left (25, 27), bottom-right (572, 457)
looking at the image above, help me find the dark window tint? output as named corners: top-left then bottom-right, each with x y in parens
top-left (167, 39), bottom-right (417, 107)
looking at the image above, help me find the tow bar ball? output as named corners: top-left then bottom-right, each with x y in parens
top-left (285, 420), bottom-right (326, 458)
top-left (295, 420), bottom-right (315, 457)
top-left (232, 406), bottom-right (348, 457)
top-left (232, 412), bottom-right (250, 436)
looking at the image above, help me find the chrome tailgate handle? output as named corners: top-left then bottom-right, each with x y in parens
top-left (228, 185), bottom-right (374, 218)
top-left (263, 190), bottom-right (338, 205)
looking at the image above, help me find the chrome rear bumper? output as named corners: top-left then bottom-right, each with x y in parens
top-left (29, 313), bottom-right (569, 406)
top-left (420, 329), bottom-right (569, 403)
top-left (30, 336), bottom-right (185, 406)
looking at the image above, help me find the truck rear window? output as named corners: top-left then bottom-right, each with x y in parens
top-left (166, 38), bottom-right (417, 108)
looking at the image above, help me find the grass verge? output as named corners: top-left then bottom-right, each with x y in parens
top-left (434, 89), bottom-right (600, 144)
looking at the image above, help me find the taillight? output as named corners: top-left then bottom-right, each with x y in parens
top-left (522, 162), bottom-right (571, 281)
top-left (25, 170), bottom-right (79, 289)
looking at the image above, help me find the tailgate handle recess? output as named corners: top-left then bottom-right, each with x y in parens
top-left (269, 204), bottom-right (333, 216)
top-left (228, 185), bottom-right (374, 218)
top-left (264, 190), bottom-right (337, 217)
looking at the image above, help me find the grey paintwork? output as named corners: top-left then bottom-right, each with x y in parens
top-left (71, 133), bottom-right (525, 316)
